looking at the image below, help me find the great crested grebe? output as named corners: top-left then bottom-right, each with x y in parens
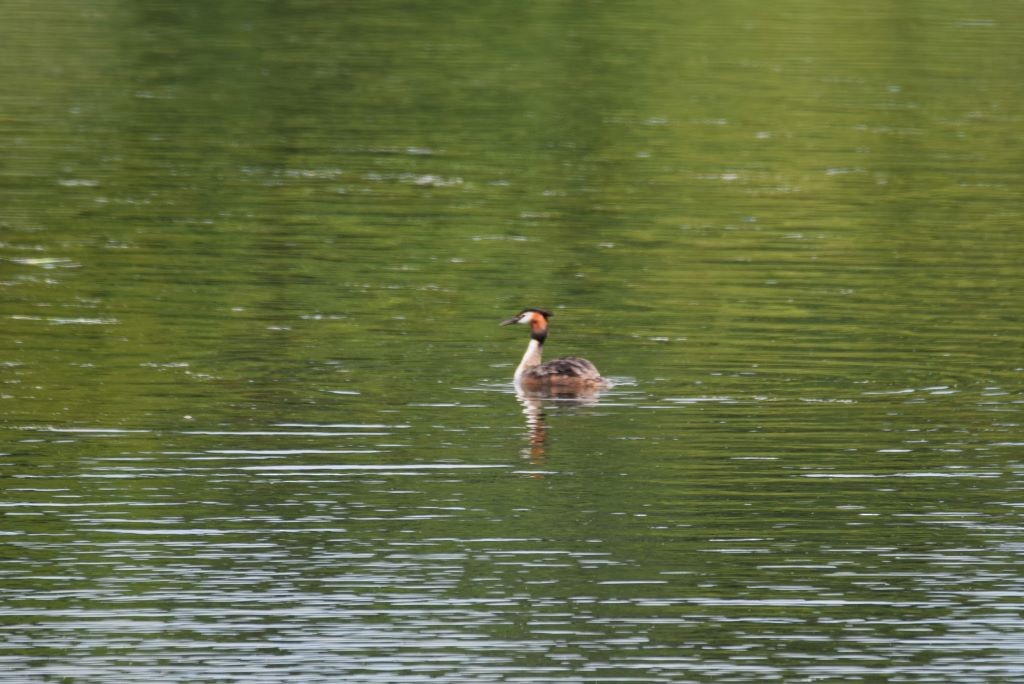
top-left (500, 308), bottom-right (606, 388)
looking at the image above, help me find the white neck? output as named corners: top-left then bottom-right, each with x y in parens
top-left (514, 338), bottom-right (543, 382)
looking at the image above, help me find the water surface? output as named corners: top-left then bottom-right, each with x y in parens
top-left (2, 1), bottom-right (1024, 681)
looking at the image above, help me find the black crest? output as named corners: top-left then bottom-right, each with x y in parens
top-left (522, 308), bottom-right (553, 319)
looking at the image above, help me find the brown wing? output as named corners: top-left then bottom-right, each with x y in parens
top-left (529, 356), bottom-right (601, 380)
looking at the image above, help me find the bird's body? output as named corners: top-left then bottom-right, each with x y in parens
top-left (501, 308), bottom-right (606, 389)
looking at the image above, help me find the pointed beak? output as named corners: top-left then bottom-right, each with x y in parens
top-left (500, 316), bottom-right (519, 326)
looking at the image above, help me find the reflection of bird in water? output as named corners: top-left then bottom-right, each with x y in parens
top-left (516, 388), bottom-right (548, 467)
top-left (500, 308), bottom-right (607, 389)
top-left (513, 377), bottom-right (605, 470)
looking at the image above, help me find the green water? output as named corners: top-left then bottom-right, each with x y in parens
top-left (3, 1), bottom-right (1024, 681)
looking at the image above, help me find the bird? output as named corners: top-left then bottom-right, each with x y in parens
top-left (500, 308), bottom-right (606, 389)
